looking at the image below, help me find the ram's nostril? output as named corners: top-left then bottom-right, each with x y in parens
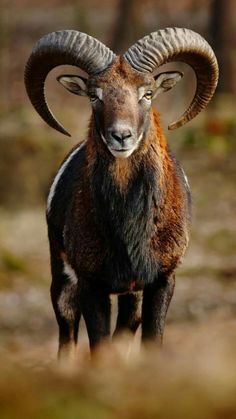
top-left (111, 130), bottom-right (132, 142)
top-left (122, 130), bottom-right (132, 139)
top-left (111, 131), bottom-right (122, 141)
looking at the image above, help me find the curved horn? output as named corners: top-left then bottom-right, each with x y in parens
top-left (124, 28), bottom-right (219, 130)
top-left (24, 30), bottom-right (116, 136)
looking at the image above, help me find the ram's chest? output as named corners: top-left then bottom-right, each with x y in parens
top-left (62, 152), bottom-right (190, 292)
top-left (89, 159), bottom-right (162, 288)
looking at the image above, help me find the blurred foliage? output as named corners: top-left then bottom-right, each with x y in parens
top-left (2, 328), bottom-right (236, 419)
top-left (0, 109), bottom-right (69, 208)
top-left (205, 229), bottom-right (236, 256)
top-left (181, 114), bottom-right (236, 158)
top-left (0, 248), bottom-right (27, 273)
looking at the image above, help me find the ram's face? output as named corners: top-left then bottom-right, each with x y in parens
top-left (88, 58), bottom-right (156, 158)
top-left (58, 57), bottom-right (183, 158)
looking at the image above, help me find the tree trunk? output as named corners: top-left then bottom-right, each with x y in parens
top-left (111, 0), bottom-right (142, 53)
top-left (209, 0), bottom-right (236, 94)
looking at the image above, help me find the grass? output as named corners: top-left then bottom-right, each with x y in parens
top-left (2, 322), bottom-right (236, 419)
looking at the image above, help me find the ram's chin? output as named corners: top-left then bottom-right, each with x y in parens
top-left (108, 147), bottom-right (135, 158)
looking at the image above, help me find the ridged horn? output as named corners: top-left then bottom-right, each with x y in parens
top-left (24, 30), bottom-right (116, 136)
top-left (124, 27), bottom-right (219, 130)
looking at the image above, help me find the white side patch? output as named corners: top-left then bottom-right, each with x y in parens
top-left (57, 261), bottom-right (78, 320)
top-left (181, 168), bottom-right (190, 190)
top-left (63, 261), bottom-right (78, 285)
top-left (58, 283), bottom-right (77, 321)
top-left (47, 142), bottom-right (85, 214)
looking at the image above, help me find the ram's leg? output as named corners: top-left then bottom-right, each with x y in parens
top-left (81, 283), bottom-right (111, 352)
top-left (50, 245), bottom-right (81, 363)
top-left (142, 273), bottom-right (175, 345)
top-left (113, 292), bottom-right (142, 337)
top-left (51, 280), bottom-right (81, 362)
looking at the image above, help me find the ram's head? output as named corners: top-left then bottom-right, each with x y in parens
top-left (25, 28), bottom-right (218, 158)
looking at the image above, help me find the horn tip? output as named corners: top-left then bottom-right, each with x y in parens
top-left (168, 122), bottom-right (179, 130)
top-left (57, 126), bottom-right (71, 137)
top-left (168, 118), bottom-right (187, 130)
top-left (63, 130), bottom-right (71, 138)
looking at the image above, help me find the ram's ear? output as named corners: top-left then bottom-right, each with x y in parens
top-left (57, 75), bottom-right (88, 96)
top-left (153, 71), bottom-right (183, 98)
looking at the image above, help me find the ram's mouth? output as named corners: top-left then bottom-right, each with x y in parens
top-left (100, 125), bottom-right (145, 157)
top-left (108, 146), bottom-right (135, 158)
top-left (112, 148), bottom-right (130, 152)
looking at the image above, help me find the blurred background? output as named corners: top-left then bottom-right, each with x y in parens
top-left (0, 1), bottom-right (236, 418)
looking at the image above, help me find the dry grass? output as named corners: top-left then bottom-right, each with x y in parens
top-left (1, 321), bottom-right (236, 419)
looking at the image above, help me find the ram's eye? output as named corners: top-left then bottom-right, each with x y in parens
top-left (90, 94), bottom-right (99, 102)
top-left (143, 91), bottom-right (153, 100)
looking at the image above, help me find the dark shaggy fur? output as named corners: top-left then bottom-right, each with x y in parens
top-left (47, 59), bottom-right (191, 357)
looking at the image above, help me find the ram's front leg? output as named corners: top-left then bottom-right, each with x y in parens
top-left (142, 273), bottom-right (175, 345)
top-left (81, 281), bottom-right (111, 352)
top-left (113, 292), bottom-right (142, 337)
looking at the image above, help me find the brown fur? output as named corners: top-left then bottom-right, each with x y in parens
top-left (48, 57), bottom-right (191, 354)
top-left (109, 157), bottom-right (134, 191)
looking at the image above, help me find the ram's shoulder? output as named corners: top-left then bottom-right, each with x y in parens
top-left (47, 142), bottom-right (86, 216)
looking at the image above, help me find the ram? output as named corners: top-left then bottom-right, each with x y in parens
top-left (25, 28), bottom-right (218, 360)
